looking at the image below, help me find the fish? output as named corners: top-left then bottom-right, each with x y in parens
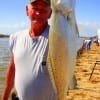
top-left (47, 0), bottom-right (78, 100)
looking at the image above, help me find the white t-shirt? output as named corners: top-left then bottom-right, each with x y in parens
top-left (9, 25), bottom-right (56, 100)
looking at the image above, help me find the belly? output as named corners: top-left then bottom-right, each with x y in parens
top-left (15, 67), bottom-right (56, 100)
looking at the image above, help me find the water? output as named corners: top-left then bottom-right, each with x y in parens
top-left (0, 38), bottom-right (10, 97)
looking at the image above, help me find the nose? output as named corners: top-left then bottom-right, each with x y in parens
top-left (35, 11), bottom-right (40, 15)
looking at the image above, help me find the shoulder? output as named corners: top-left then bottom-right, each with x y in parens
top-left (9, 29), bottom-right (29, 52)
top-left (10, 29), bottom-right (29, 40)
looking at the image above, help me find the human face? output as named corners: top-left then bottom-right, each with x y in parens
top-left (26, 0), bottom-right (51, 24)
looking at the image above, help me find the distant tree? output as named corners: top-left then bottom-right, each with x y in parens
top-left (0, 34), bottom-right (9, 38)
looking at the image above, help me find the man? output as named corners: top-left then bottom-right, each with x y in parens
top-left (84, 39), bottom-right (92, 50)
top-left (2, 0), bottom-right (56, 100)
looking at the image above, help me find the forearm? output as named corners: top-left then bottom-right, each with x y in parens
top-left (2, 54), bottom-right (15, 100)
top-left (2, 67), bottom-right (15, 100)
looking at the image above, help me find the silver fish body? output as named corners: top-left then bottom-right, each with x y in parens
top-left (47, 0), bottom-right (78, 100)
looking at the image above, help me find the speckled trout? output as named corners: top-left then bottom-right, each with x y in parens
top-left (47, 0), bottom-right (78, 100)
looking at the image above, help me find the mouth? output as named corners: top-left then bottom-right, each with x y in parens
top-left (32, 17), bottom-right (41, 20)
top-left (31, 19), bottom-right (42, 24)
top-left (32, 18), bottom-right (44, 22)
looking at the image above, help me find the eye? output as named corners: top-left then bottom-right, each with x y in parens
top-left (32, 7), bottom-right (48, 13)
top-left (32, 7), bottom-right (38, 10)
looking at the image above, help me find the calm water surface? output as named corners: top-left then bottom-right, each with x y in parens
top-left (0, 38), bottom-right (10, 97)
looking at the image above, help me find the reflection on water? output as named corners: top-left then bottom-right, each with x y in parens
top-left (0, 38), bottom-right (10, 66)
top-left (0, 38), bottom-right (10, 97)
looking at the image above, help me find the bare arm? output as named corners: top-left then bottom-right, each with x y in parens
top-left (2, 54), bottom-right (15, 100)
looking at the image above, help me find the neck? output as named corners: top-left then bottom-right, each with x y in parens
top-left (29, 22), bottom-right (48, 38)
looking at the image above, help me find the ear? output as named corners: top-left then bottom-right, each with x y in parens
top-left (26, 5), bottom-right (29, 16)
top-left (48, 9), bottom-right (52, 19)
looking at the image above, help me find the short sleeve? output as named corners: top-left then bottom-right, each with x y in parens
top-left (9, 34), bottom-right (17, 53)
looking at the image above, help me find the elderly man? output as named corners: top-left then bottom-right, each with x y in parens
top-left (2, 0), bottom-right (57, 100)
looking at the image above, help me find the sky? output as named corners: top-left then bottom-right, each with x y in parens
top-left (0, 0), bottom-right (100, 37)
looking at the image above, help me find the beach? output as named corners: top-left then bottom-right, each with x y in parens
top-left (66, 43), bottom-right (100, 99)
top-left (0, 38), bottom-right (100, 99)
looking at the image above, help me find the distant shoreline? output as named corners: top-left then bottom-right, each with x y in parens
top-left (0, 34), bottom-right (9, 38)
